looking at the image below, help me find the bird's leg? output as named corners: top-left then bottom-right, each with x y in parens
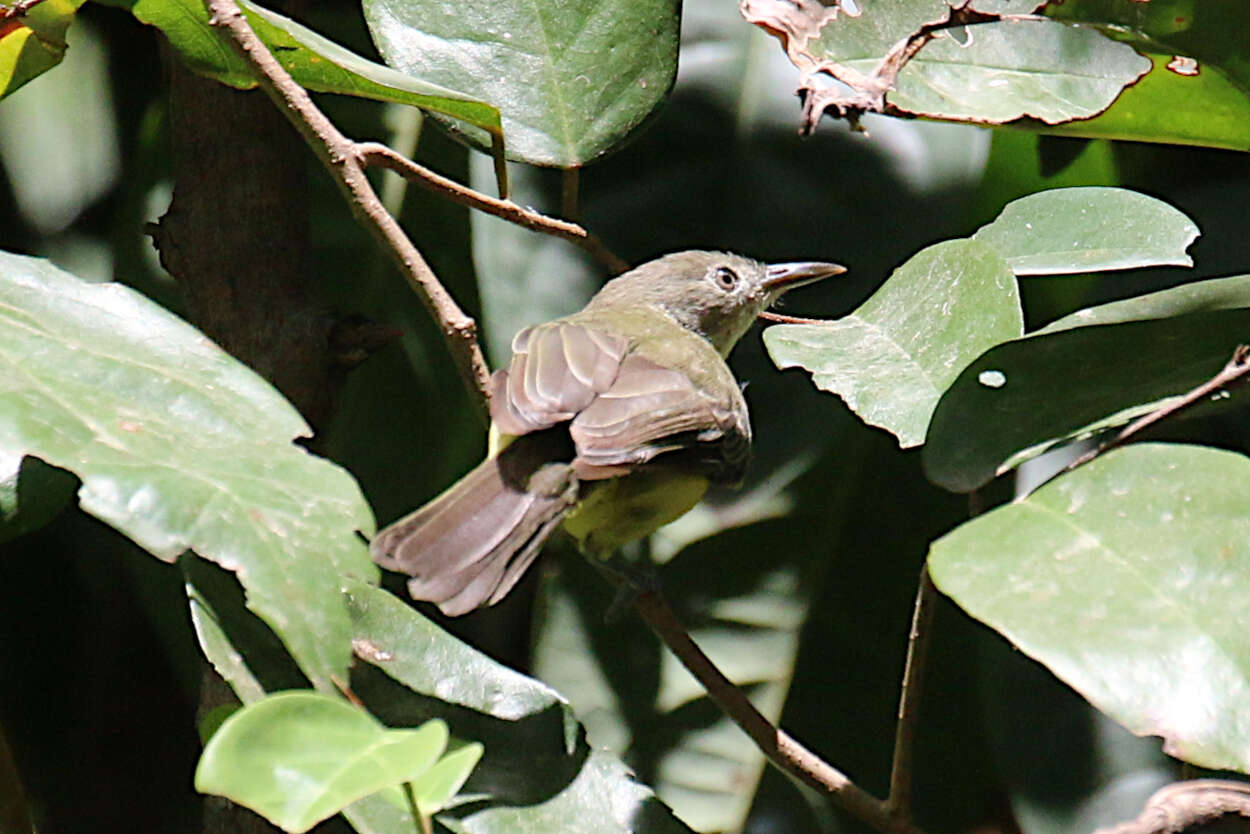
top-left (593, 547), bottom-right (661, 622)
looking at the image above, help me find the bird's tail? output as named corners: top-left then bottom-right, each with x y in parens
top-left (370, 430), bottom-right (579, 616)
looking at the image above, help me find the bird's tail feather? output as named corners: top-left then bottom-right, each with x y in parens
top-left (370, 431), bottom-right (578, 616)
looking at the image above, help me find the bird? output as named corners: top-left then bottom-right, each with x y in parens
top-left (370, 250), bottom-right (844, 615)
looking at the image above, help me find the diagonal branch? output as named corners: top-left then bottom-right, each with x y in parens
top-left (203, 0), bottom-right (492, 417)
top-left (633, 589), bottom-right (927, 834)
top-left (200, 0), bottom-right (631, 414)
top-left (1063, 344), bottom-right (1250, 476)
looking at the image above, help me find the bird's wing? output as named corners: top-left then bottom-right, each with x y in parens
top-left (570, 352), bottom-right (751, 482)
top-left (490, 321), bottom-right (628, 435)
top-left (491, 319), bottom-right (749, 483)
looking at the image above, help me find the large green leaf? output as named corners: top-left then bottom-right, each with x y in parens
top-left (930, 443), bottom-right (1250, 774)
top-left (881, 19), bottom-right (1151, 124)
top-left (765, 238), bottom-right (1022, 448)
top-left (972, 187), bottom-right (1199, 275)
top-left (196, 691), bottom-right (452, 833)
top-left (363, 0), bottom-right (680, 166)
top-left (923, 308), bottom-right (1250, 492)
top-left (1040, 0), bottom-right (1250, 150)
top-left (0, 251), bottom-right (376, 689)
top-left (99, 0), bottom-right (502, 142)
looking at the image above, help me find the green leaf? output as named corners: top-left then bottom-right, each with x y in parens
top-left (363, 0), bottom-right (680, 166)
top-left (412, 741), bottom-right (484, 816)
top-left (343, 579), bottom-right (696, 834)
top-left (100, 0), bottom-right (503, 142)
top-left (1038, 274), bottom-right (1250, 334)
top-left (765, 239), bottom-right (1022, 448)
top-left (882, 19), bottom-right (1152, 124)
top-left (1039, 52), bottom-right (1250, 152)
top-left (0, 251), bottom-right (377, 689)
top-left (929, 443), bottom-right (1250, 774)
top-left (923, 307), bottom-right (1250, 492)
top-left (972, 187), bottom-right (1200, 275)
top-left (195, 691), bottom-right (449, 833)
top-left (0, 0), bottom-right (85, 99)
top-left (344, 578), bottom-right (568, 721)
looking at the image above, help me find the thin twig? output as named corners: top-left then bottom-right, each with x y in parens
top-left (0, 0), bottom-right (46, 20)
top-left (357, 143), bottom-right (628, 273)
top-left (1062, 344), bottom-right (1250, 476)
top-left (633, 590), bottom-right (927, 834)
top-left (758, 310), bottom-right (834, 325)
top-left (885, 565), bottom-right (937, 822)
top-left (1092, 779), bottom-right (1250, 834)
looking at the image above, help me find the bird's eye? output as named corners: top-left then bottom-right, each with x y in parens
top-left (714, 266), bottom-right (739, 291)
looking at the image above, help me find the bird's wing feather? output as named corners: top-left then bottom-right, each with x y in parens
top-left (491, 321), bottom-right (627, 435)
top-left (570, 352), bottom-right (750, 480)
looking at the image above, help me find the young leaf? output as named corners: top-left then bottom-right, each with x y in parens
top-left (0, 251), bottom-right (377, 689)
top-left (972, 187), bottom-right (1200, 275)
top-left (0, 0), bottom-right (85, 99)
top-left (343, 579), bottom-right (697, 834)
top-left (765, 238), bottom-right (1022, 448)
top-left (929, 443), bottom-right (1250, 775)
top-left (195, 691), bottom-right (449, 833)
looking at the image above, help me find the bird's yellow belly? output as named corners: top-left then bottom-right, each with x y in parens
top-left (562, 469), bottom-right (710, 556)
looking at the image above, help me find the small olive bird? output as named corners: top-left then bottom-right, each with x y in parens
top-left (371, 251), bottom-right (844, 615)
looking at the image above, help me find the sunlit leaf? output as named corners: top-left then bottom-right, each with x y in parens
top-left (765, 239), bottom-right (1021, 448)
top-left (972, 187), bottom-right (1199, 275)
top-left (0, 252), bottom-right (377, 689)
top-left (0, 0), bottom-right (84, 98)
top-left (930, 443), bottom-right (1250, 774)
top-left (1038, 274), bottom-right (1250, 334)
top-left (195, 691), bottom-right (448, 833)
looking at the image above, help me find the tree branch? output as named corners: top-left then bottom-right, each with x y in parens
top-left (198, 0), bottom-right (491, 417)
top-left (1063, 344), bottom-right (1250, 476)
top-left (1092, 779), bottom-right (1250, 834)
top-left (356, 143), bottom-right (628, 273)
top-left (633, 589), bottom-right (927, 834)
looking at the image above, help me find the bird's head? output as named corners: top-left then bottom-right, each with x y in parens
top-left (590, 250), bottom-right (845, 355)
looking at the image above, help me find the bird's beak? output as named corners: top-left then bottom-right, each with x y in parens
top-left (762, 261), bottom-right (847, 295)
